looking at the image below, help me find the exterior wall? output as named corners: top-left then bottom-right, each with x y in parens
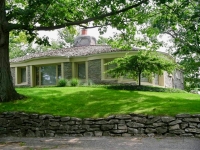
top-left (63, 62), bottom-right (72, 79)
top-left (164, 70), bottom-right (184, 90)
top-left (164, 72), bottom-right (173, 88)
top-left (1, 112), bottom-right (200, 137)
top-left (174, 70), bottom-right (184, 90)
top-left (27, 66), bottom-right (31, 86)
top-left (10, 51), bottom-right (184, 89)
top-left (88, 59), bottom-right (101, 83)
top-left (10, 67), bottom-right (15, 85)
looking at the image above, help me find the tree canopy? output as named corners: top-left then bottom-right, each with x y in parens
top-left (0, 0), bottom-right (197, 102)
top-left (2, 0), bottom-right (166, 102)
top-left (105, 50), bottom-right (177, 86)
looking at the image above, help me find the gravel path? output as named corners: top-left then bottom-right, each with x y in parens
top-left (0, 136), bottom-right (200, 150)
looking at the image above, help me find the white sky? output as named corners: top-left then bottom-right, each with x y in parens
top-left (39, 27), bottom-right (171, 52)
top-left (39, 27), bottom-right (116, 40)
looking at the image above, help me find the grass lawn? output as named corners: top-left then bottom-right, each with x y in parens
top-left (0, 87), bottom-right (200, 118)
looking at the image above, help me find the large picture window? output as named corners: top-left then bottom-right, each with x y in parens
top-left (36, 64), bottom-right (61, 86)
top-left (21, 68), bottom-right (26, 83)
top-left (77, 63), bottom-right (86, 79)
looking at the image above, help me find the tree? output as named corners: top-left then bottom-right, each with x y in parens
top-left (105, 50), bottom-right (177, 86)
top-left (97, 36), bottom-right (110, 45)
top-left (57, 27), bottom-right (78, 47)
top-left (179, 54), bottom-right (200, 91)
top-left (0, 0), bottom-right (174, 102)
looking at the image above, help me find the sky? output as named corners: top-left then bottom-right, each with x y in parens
top-left (39, 27), bottom-right (171, 53)
top-left (39, 26), bottom-right (116, 41)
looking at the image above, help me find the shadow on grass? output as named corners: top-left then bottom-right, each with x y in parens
top-left (0, 87), bottom-right (200, 118)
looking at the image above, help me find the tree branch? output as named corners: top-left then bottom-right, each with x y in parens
top-left (8, 0), bottom-right (147, 31)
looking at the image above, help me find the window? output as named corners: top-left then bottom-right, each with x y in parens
top-left (17, 67), bottom-right (26, 84)
top-left (77, 63), bottom-right (86, 79)
top-left (104, 59), bottom-right (115, 79)
top-left (21, 68), bottom-right (26, 83)
top-left (41, 66), bottom-right (56, 85)
top-left (36, 64), bottom-right (61, 86)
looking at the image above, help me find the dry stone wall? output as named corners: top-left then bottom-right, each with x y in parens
top-left (0, 112), bottom-right (200, 138)
top-left (88, 59), bottom-right (101, 83)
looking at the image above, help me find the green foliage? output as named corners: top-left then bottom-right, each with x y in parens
top-left (57, 78), bottom-right (67, 87)
top-left (9, 27), bottom-right (79, 59)
top-left (105, 50), bottom-right (177, 86)
top-left (70, 78), bottom-right (79, 87)
top-left (57, 27), bottom-right (78, 47)
top-left (107, 85), bottom-right (187, 93)
top-left (180, 54), bottom-right (200, 91)
top-left (97, 36), bottom-right (110, 45)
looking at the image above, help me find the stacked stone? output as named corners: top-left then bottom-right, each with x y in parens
top-left (0, 112), bottom-right (200, 137)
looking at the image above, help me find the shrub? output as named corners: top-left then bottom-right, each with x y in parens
top-left (57, 78), bottom-right (67, 87)
top-left (106, 85), bottom-right (187, 93)
top-left (70, 78), bottom-right (79, 87)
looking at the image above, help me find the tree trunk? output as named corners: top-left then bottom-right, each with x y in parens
top-left (0, 0), bottom-right (22, 102)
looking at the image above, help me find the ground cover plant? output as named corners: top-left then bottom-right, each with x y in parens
top-left (0, 87), bottom-right (199, 118)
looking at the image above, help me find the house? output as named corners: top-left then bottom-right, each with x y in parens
top-left (10, 30), bottom-right (184, 89)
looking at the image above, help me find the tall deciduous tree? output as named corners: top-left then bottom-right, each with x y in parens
top-left (0, 0), bottom-right (173, 102)
top-left (179, 55), bottom-right (200, 91)
top-left (105, 51), bottom-right (177, 86)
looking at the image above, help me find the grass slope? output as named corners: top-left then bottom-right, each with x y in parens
top-left (0, 87), bottom-right (200, 118)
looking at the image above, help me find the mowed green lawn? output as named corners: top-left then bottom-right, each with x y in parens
top-left (0, 87), bottom-right (200, 118)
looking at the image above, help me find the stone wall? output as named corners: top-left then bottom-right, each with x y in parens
top-left (88, 59), bottom-right (101, 84)
top-left (174, 70), bottom-right (184, 90)
top-left (164, 72), bottom-right (173, 88)
top-left (10, 67), bottom-right (15, 85)
top-left (164, 70), bottom-right (184, 90)
top-left (0, 112), bottom-right (199, 138)
top-left (64, 62), bottom-right (72, 79)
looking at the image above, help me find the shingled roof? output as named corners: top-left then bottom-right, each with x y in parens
top-left (10, 45), bottom-right (140, 63)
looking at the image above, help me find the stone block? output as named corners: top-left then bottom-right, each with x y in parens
top-left (169, 124), bottom-right (180, 130)
top-left (109, 119), bottom-right (119, 124)
top-left (156, 127), bottom-right (167, 134)
top-left (161, 117), bottom-right (175, 123)
top-left (146, 117), bottom-right (161, 124)
top-left (101, 125), bottom-right (114, 130)
top-left (189, 123), bottom-right (197, 128)
top-left (0, 118), bottom-right (8, 125)
top-left (153, 123), bottom-right (166, 127)
top-left (145, 128), bottom-right (156, 133)
top-left (96, 120), bottom-right (108, 124)
top-left (94, 131), bottom-right (103, 136)
top-left (26, 129), bottom-right (35, 137)
top-left (115, 115), bottom-right (131, 119)
top-left (183, 118), bottom-right (200, 123)
top-left (127, 122), bottom-right (144, 128)
top-left (176, 114), bottom-right (191, 118)
top-left (118, 124), bottom-right (127, 130)
top-left (128, 128), bottom-right (138, 134)
top-left (180, 123), bottom-right (188, 129)
top-left (61, 117), bottom-right (70, 122)
top-left (49, 122), bottom-right (60, 127)
top-left (169, 120), bottom-right (182, 125)
top-left (111, 130), bottom-right (127, 134)
top-left (84, 132), bottom-right (94, 136)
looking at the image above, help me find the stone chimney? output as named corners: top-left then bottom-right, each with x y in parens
top-left (74, 29), bottom-right (96, 47)
top-left (81, 29), bottom-right (87, 35)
